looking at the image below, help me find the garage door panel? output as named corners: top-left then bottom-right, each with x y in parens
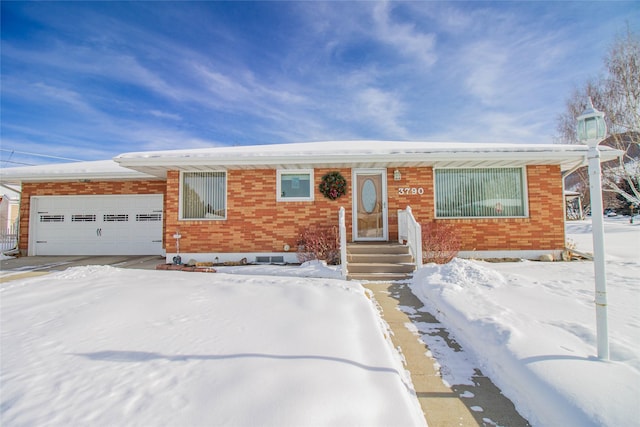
top-left (31, 195), bottom-right (163, 256)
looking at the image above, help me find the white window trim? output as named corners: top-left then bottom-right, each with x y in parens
top-left (433, 166), bottom-right (529, 219)
top-left (179, 170), bottom-right (228, 221)
top-left (276, 169), bottom-right (314, 202)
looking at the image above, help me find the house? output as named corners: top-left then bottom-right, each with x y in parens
top-left (0, 192), bottom-right (20, 252)
top-left (0, 141), bottom-right (622, 263)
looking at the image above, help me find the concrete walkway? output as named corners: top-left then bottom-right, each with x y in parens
top-left (364, 281), bottom-right (530, 427)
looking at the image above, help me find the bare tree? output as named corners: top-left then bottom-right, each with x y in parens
top-left (557, 27), bottom-right (640, 214)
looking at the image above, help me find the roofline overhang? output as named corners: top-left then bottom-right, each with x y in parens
top-left (1, 142), bottom-right (625, 183)
top-left (0, 162), bottom-right (162, 185)
top-left (114, 144), bottom-right (624, 178)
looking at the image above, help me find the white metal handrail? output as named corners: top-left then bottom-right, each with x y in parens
top-left (397, 206), bottom-right (422, 270)
top-left (338, 207), bottom-right (348, 278)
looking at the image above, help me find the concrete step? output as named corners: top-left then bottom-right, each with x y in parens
top-left (348, 252), bottom-right (413, 264)
top-left (347, 243), bottom-right (409, 255)
top-left (348, 262), bottom-right (415, 274)
top-left (346, 242), bottom-right (415, 281)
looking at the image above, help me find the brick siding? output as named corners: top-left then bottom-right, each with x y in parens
top-left (168, 164), bottom-right (564, 254)
top-left (18, 165), bottom-right (565, 255)
top-left (165, 169), bottom-right (353, 254)
top-left (387, 165), bottom-right (565, 251)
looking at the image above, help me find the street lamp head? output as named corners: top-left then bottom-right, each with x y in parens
top-left (576, 97), bottom-right (607, 146)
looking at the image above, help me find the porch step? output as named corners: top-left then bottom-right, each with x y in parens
top-left (348, 253), bottom-right (413, 264)
top-left (346, 243), bottom-right (415, 281)
top-left (348, 262), bottom-right (415, 274)
top-left (348, 243), bottom-right (410, 254)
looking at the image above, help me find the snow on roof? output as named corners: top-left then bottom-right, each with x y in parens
top-left (0, 160), bottom-right (159, 184)
top-left (115, 140), bottom-right (623, 178)
top-left (115, 140), bottom-right (598, 159)
top-left (1, 141), bottom-right (624, 182)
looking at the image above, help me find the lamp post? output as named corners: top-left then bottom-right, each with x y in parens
top-left (576, 98), bottom-right (609, 360)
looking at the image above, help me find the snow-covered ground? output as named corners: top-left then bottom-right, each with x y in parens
top-left (409, 216), bottom-right (639, 427)
top-left (1, 217), bottom-right (638, 426)
top-left (0, 264), bottom-right (424, 426)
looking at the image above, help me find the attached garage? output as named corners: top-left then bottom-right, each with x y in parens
top-left (29, 195), bottom-right (163, 256)
top-left (0, 160), bottom-right (167, 256)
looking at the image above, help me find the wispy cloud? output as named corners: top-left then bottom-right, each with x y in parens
top-left (371, 1), bottom-right (437, 68)
top-left (1, 1), bottom-right (637, 165)
top-left (149, 110), bottom-right (182, 121)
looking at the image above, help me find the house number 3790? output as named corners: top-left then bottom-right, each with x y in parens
top-left (398, 187), bottom-right (424, 195)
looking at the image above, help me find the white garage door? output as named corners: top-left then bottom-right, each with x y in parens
top-left (30, 195), bottom-right (163, 256)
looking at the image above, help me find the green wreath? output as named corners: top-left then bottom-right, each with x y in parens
top-left (319, 171), bottom-right (347, 200)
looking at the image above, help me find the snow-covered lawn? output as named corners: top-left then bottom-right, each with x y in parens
top-left (409, 217), bottom-right (639, 427)
top-left (0, 266), bottom-right (424, 426)
top-left (1, 217), bottom-right (637, 427)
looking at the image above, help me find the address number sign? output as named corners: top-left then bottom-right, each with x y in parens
top-left (398, 187), bottom-right (425, 195)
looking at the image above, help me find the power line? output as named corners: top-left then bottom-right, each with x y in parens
top-left (0, 149), bottom-right (83, 162)
top-left (0, 159), bottom-right (35, 166)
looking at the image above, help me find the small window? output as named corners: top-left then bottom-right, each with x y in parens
top-left (136, 213), bottom-right (162, 222)
top-left (104, 214), bottom-right (129, 222)
top-left (181, 171), bottom-right (227, 220)
top-left (435, 168), bottom-right (528, 218)
top-left (256, 255), bottom-right (285, 264)
top-left (40, 215), bottom-right (64, 223)
top-left (277, 169), bottom-right (314, 201)
top-left (72, 214), bottom-right (96, 222)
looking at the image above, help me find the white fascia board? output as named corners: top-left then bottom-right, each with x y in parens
top-left (116, 146), bottom-right (622, 171)
top-left (0, 160), bottom-right (159, 184)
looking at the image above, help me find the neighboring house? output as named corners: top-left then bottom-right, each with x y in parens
top-left (0, 194), bottom-right (18, 230)
top-left (0, 192), bottom-right (20, 252)
top-left (0, 141), bottom-right (622, 262)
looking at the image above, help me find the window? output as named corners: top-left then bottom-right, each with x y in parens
top-left (277, 169), bottom-right (314, 201)
top-left (40, 215), bottom-right (64, 223)
top-left (71, 214), bottom-right (96, 222)
top-left (136, 213), bottom-right (162, 222)
top-left (104, 214), bottom-right (129, 222)
top-left (181, 171), bottom-right (227, 220)
top-left (435, 168), bottom-right (527, 218)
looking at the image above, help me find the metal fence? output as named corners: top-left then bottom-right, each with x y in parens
top-left (1, 221), bottom-right (19, 253)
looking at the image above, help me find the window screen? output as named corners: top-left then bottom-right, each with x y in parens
top-left (181, 172), bottom-right (227, 219)
top-left (435, 168), bottom-right (527, 218)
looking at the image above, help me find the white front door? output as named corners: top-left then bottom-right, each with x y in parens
top-left (353, 169), bottom-right (388, 241)
top-left (30, 195), bottom-right (163, 255)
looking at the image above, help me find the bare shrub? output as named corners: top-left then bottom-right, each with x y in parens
top-left (421, 222), bottom-right (461, 264)
top-left (296, 225), bottom-right (340, 264)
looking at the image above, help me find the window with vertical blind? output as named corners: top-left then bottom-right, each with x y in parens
top-left (180, 171), bottom-right (227, 220)
top-left (277, 169), bottom-right (314, 201)
top-left (435, 168), bottom-right (527, 218)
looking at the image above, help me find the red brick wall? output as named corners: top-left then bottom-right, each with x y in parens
top-left (387, 165), bottom-right (565, 251)
top-left (18, 165), bottom-right (565, 255)
top-left (19, 180), bottom-right (166, 253)
top-left (165, 169), bottom-right (353, 254)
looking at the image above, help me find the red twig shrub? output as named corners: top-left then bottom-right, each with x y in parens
top-left (297, 225), bottom-right (340, 264)
top-left (421, 222), bottom-right (461, 264)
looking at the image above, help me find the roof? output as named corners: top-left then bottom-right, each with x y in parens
top-left (114, 140), bottom-right (623, 178)
top-left (1, 141), bottom-right (624, 182)
top-left (0, 160), bottom-right (160, 184)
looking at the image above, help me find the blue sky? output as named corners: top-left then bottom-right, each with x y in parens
top-left (1, 1), bottom-right (638, 166)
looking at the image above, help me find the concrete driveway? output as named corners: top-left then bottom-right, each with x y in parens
top-left (0, 255), bottom-right (164, 274)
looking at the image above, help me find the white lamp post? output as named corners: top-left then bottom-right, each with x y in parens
top-left (576, 98), bottom-right (609, 360)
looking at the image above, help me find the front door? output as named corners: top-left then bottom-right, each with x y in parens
top-left (353, 169), bottom-right (388, 241)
